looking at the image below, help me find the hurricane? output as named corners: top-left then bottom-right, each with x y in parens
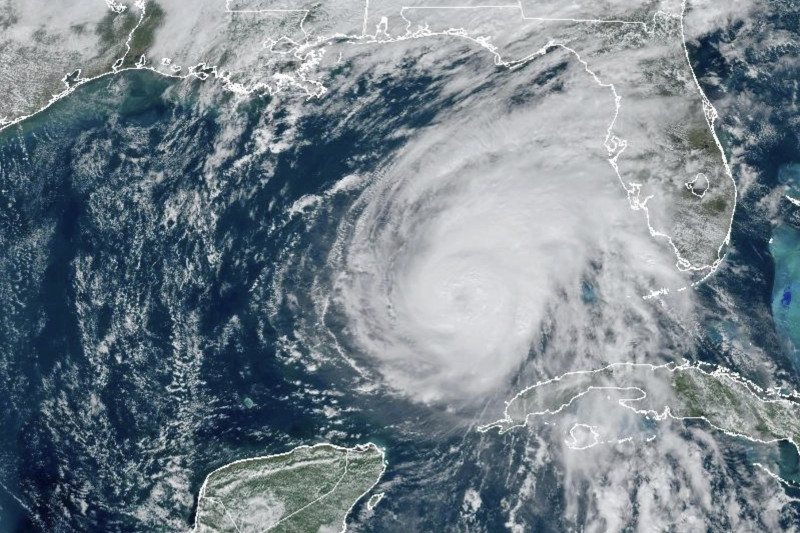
top-left (3, 1), bottom-right (800, 530)
top-left (273, 43), bottom-right (692, 404)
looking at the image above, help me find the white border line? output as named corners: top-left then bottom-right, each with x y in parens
top-left (191, 442), bottom-right (387, 533)
top-left (477, 361), bottom-right (800, 459)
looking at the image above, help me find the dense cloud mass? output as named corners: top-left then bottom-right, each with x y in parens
top-left (309, 44), bottom-right (689, 402)
top-left (2, 0), bottom-right (800, 531)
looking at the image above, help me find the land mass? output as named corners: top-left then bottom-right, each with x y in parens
top-left (193, 442), bottom-right (386, 533)
top-left (479, 362), bottom-right (800, 453)
top-left (0, 0), bottom-right (736, 278)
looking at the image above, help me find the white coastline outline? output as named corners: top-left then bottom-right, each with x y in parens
top-left (564, 423), bottom-right (601, 450)
top-left (0, 0), bottom-right (736, 289)
top-left (365, 491), bottom-right (385, 510)
top-left (191, 442), bottom-right (387, 533)
top-left (753, 462), bottom-right (800, 494)
top-left (477, 361), bottom-right (800, 463)
top-left (685, 172), bottom-right (709, 199)
top-left (388, 2), bottom-right (736, 286)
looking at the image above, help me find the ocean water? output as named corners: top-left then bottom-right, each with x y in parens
top-left (0, 71), bottom-right (374, 530)
top-left (0, 65), bottom-right (506, 531)
top-left (770, 165), bottom-right (800, 369)
top-left (3, 5), bottom-right (800, 531)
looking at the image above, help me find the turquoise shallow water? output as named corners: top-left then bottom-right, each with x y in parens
top-left (771, 165), bottom-right (800, 368)
top-left (7, 5), bottom-right (800, 530)
top-left (0, 66), bottom-right (493, 532)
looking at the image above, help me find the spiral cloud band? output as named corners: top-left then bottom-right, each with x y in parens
top-left (315, 48), bottom-right (687, 402)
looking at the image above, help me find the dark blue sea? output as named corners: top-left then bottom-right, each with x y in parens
top-left (2, 3), bottom-right (800, 531)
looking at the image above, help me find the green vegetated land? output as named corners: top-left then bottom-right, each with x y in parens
top-left (482, 363), bottom-right (800, 449)
top-left (193, 443), bottom-right (385, 533)
top-left (669, 367), bottom-right (800, 447)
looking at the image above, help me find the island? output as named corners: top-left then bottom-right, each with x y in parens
top-left (479, 362), bottom-right (800, 452)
